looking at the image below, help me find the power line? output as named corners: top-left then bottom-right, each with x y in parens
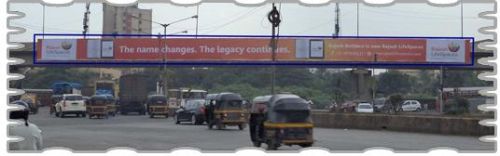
top-left (292, 19), bottom-right (334, 35)
top-left (362, 7), bottom-right (478, 20)
top-left (12, 21), bottom-right (83, 32)
top-left (200, 6), bottom-right (266, 34)
top-left (127, 13), bottom-right (197, 36)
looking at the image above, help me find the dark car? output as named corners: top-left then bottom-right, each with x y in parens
top-left (11, 100), bottom-right (31, 111)
top-left (175, 99), bottom-right (206, 125)
top-left (339, 101), bottom-right (357, 113)
top-left (19, 99), bottom-right (38, 114)
top-left (373, 98), bottom-right (386, 112)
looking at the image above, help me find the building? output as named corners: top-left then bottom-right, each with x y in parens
top-left (102, 4), bottom-right (152, 35)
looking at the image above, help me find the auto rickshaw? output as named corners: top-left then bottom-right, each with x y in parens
top-left (249, 95), bottom-right (272, 146)
top-left (249, 94), bottom-right (314, 150)
top-left (205, 93), bottom-right (246, 130)
top-left (105, 95), bottom-right (117, 116)
top-left (87, 95), bottom-right (109, 119)
top-left (146, 94), bottom-right (169, 118)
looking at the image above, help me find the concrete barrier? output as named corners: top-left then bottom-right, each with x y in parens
top-left (311, 112), bottom-right (494, 136)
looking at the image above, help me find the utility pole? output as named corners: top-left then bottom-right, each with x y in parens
top-left (127, 14), bottom-right (197, 95)
top-left (372, 54), bottom-right (377, 103)
top-left (196, 5), bottom-right (200, 38)
top-left (82, 2), bottom-right (90, 38)
top-left (439, 0), bottom-right (464, 114)
top-left (268, 3), bottom-right (281, 95)
top-left (439, 66), bottom-right (444, 113)
top-left (42, 4), bottom-right (45, 39)
top-left (356, 1), bottom-right (359, 37)
top-left (333, 3), bottom-right (340, 37)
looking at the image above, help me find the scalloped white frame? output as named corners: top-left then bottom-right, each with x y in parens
top-left (4, 0), bottom-right (498, 155)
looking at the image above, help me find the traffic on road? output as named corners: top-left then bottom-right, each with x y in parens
top-left (8, 73), bottom-right (494, 151)
top-left (12, 106), bottom-right (492, 151)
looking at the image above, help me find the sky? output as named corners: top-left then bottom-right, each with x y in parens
top-left (8, 2), bottom-right (494, 42)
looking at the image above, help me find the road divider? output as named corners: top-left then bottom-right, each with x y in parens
top-left (311, 112), bottom-right (493, 136)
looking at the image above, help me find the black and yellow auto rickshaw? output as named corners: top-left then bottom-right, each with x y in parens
top-left (249, 94), bottom-right (314, 150)
top-left (105, 95), bottom-right (117, 117)
top-left (146, 94), bottom-right (169, 118)
top-left (205, 93), bottom-right (246, 130)
top-left (87, 95), bottom-right (109, 119)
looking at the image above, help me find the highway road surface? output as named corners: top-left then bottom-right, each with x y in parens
top-left (19, 107), bottom-right (494, 152)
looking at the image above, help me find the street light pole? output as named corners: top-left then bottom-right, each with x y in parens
top-left (162, 24), bottom-right (168, 38)
top-left (126, 14), bottom-right (197, 95)
top-left (127, 14), bottom-right (198, 95)
top-left (372, 53), bottom-right (377, 103)
top-left (268, 3), bottom-right (281, 95)
top-left (157, 15), bottom-right (197, 96)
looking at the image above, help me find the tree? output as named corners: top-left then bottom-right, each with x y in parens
top-left (415, 70), bottom-right (438, 95)
top-left (388, 94), bottom-right (403, 114)
top-left (376, 71), bottom-right (412, 95)
top-left (444, 70), bottom-right (491, 87)
top-left (19, 68), bottom-right (99, 89)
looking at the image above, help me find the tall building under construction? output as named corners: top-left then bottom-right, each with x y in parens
top-left (102, 3), bottom-right (152, 35)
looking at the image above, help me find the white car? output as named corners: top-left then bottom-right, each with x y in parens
top-left (355, 103), bottom-right (374, 113)
top-left (9, 103), bottom-right (43, 151)
top-left (399, 100), bottom-right (422, 112)
top-left (55, 94), bottom-right (86, 118)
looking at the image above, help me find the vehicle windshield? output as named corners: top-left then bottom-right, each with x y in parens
top-left (186, 100), bottom-right (204, 109)
top-left (66, 96), bottom-right (83, 101)
top-left (218, 100), bottom-right (242, 109)
top-left (149, 96), bottom-right (167, 105)
top-left (182, 92), bottom-right (207, 99)
top-left (358, 104), bottom-right (372, 109)
top-left (92, 98), bottom-right (106, 105)
top-left (168, 91), bottom-right (180, 99)
top-left (374, 99), bottom-right (385, 105)
top-left (272, 110), bottom-right (310, 123)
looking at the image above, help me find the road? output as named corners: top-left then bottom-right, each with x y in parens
top-left (24, 107), bottom-right (494, 152)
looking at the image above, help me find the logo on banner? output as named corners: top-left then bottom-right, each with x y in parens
top-left (448, 42), bottom-right (460, 52)
top-left (61, 41), bottom-right (73, 50)
top-left (426, 40), bottom-right (465, 63)
top-left (41, 39), bottom-right (77, 60)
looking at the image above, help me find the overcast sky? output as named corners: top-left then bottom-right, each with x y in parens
top-left (8, 2), bottom-right (494, 42)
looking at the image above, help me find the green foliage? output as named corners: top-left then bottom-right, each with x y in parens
top-left (19, 67), bottom-right (491, 110)
top-left (403, 93), bottom-right (435, 100)
top-left (388, 94), bottom-right (403, 106)
top-left (444, 70), bottom-right (492, 87)
top-left (444, 97), bottom-right (470, 115)
top-left (20, 68), bottom-right (100, 89)
top-left (415, 70), bottom-right (438, 95)
top-left (376, 71), bottom-right (412, 95)
top-left (210, 83), bottom-right (264, 100)
top-left (387, 94), bottom-right (403, 113)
